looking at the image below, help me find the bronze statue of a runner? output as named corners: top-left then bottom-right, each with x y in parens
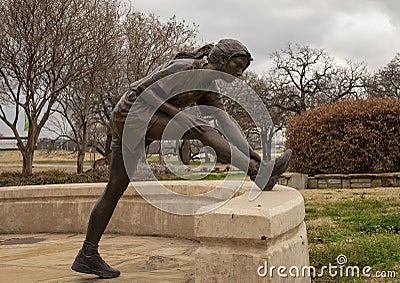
top-left (72, 39), bottom-right (291, 278)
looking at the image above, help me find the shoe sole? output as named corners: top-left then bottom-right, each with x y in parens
top-left (263, 175), bottom-right (279, 191)
top-left (71, 262), bottom-right (119, 279)
top-left (263, 150), bottom-right (292, 191)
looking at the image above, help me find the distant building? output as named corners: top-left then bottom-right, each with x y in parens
top-left (0, 137), bottom-right (76, 151)
top-left (36, 138), bottom-right (76, 151)
top-left (0, 137), bottom-right (26, 150)
top-left (36, 138), bottom-right (55, 151)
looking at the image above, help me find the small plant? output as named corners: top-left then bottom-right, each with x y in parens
top-left (356, 214), bottom-right (400, 234)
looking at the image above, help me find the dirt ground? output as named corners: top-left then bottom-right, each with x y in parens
top-left (299, 187), bottom-right (400, 204)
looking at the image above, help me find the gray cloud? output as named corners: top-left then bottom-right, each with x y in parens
top-left (132, 0), bottom-right (400, 72)
top-left (1, 0), bottom-right (399, 137)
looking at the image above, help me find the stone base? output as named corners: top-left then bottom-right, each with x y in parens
top-left (0, 181), bottom-right (310, 282)
top-left (308, 172), bottom-right (400, 189)
top-left (280, 172), bottom-right (400, 189)
top-left (194, 185), bottom-right (309, 283)
top-left (279, 172), bottom-right (308, 190)
top-left (196, 222), bottom-right (308, 283)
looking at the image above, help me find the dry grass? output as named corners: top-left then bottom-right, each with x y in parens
top-left (300, 187), bottom-right (400, 204)
top-left (0, 150), bottom-right (95, 173)
top-left (0, 150), bottom-right (95, 162)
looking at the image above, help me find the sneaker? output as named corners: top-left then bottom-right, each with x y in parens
top-left (251, 149), bottom-right (292, 191)
top-left (71, 249), bottom-right (120, 278)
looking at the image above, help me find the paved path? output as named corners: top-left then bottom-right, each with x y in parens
top-left (0, 234), bottom-right (197, 283)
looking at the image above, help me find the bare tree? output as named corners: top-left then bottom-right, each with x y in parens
top-left (242, 72), bottom-right (288, 160)
top-left (45, 7), bottom-right (198, 170)
top-left (52, 0), bottom-right (122, 173)
top-left (53, 76), bottom-right (102, 173)
top-left (91, 50), bottom-right (128, 157)
top-left (222, 72), bottom-right (282, 160)
top-left (92, 10), bottom-right (199, 157)
top-left (248, 73), bottom-right (288, 160)
top-left (368, 53), bottom-right (400, 98)
top-left (124, 12), bottom-right (198, 83)
top-left (0, 0), bottom-right (116, 175)
top-left (266, 43), bottom-right (367, 115)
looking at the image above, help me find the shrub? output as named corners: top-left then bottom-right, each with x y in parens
top-left (0, 170), bottom-right (101, 187)
top-left (286, 98), bottom-right (400, 175)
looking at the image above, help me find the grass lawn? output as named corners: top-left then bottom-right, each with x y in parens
top-left (300, 188), bottom-right (399, 282)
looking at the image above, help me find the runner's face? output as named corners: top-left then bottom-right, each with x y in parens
top-left (220, 56), bottom-right (249, 78)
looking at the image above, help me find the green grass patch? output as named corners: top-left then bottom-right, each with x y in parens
top-left (350, 214), bottom-right (400, 234)
top-left (305, 191), bottom-right (400, 282)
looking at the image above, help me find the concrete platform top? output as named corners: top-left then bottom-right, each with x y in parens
top-left (0, 181), bottom-right (305, 241)
top-left (195, 185), bottom-right (305, 239)
top-left (0, 233), bottom-right (198, 283)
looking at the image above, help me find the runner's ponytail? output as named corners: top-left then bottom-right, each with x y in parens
top-left (174, 43), bottom-right (214, 59)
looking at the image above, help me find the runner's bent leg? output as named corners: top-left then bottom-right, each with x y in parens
top-left (145, 114), bottom-right (260, 176)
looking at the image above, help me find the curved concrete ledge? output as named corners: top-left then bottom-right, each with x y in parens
top-left (0, 181), bottom-right (310, 282)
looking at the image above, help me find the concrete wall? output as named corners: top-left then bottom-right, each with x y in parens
top-left (279, 172), bottom-right (309, 190)
top-left (279, 172), bottom-right (400, 189)
top-left (308, 173), bottom-right (400, 189)
top-left (0, 181), bottom-right (310, 282)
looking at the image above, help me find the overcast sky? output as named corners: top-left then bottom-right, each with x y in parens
top-left (131, 0), bottom-right (400, 73)
top-left (2, 0), bottom-right (400, 137)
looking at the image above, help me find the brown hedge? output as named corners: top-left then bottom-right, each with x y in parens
top-left (285, 98), bottom-right (400, 175)
top-left (0, 170), bottom-right (101, 187)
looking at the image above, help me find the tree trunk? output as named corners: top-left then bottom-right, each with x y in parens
top-left (158, 142), bottom-right (165, 165)
top-left (77, 148), bottom-right (86, 174)
top-left (268, 128), bottom-right (275, 160)
top-left (76, 123), bottom-right (89, 174)
top-left (261, 127), bottom-right (274, 161)
top-left (104, 134), bottom-right (112, 156)
top-left (180, 139), bottom-right (191, 165)
top-left (22, 148), bottom-right (34, 176)
top-left (21, 134), bottom-right (36, 176)
top-left (204, 151), bottom-right (210, 163)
